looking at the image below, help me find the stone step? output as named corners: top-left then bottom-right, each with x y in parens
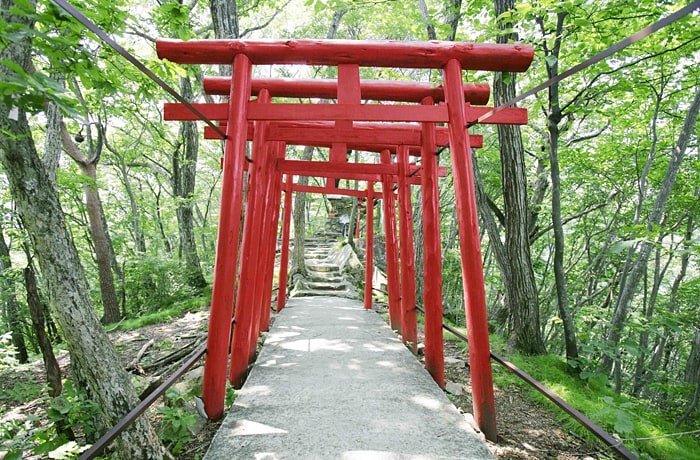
top-left (308, 273), bottom-right (344, 283)
top-left (289, 288), bottom-right (358, 299)
top-left (304, 281), bottom-right (351, 291)
top-left (305, 262), bottom-right (340, 273)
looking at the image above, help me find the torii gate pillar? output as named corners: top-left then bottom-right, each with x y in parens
top-left (443, 59), bottom-right (497, 441)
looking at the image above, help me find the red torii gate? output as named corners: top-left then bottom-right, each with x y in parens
top-left (157, 38), bottom-right (533, 442)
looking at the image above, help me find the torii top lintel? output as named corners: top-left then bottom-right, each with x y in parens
top-left (203, 77), bottom-right (491, 105)
top-left (156, 39), bottom-right (534, 72)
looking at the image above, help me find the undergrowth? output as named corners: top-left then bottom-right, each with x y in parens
top-left (442, 326), bottom-right (700, 460)
top-left (112, 289), bottom-right (212, 331)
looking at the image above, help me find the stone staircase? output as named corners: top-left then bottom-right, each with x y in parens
top-left (288, 236), bottom-right (362, 300)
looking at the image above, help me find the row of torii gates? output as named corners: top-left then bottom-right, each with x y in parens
top-left (157, 38), bottom-right (533, 442)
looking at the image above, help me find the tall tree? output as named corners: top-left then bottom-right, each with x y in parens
top-left (175, 75), bottom-right (207, 289)
top-left (291, 146), bottom-right (314, 276)
top-left (492, 0), bottom-right (545, 354)
top-left (537, 11), bottom-right (579, 367)
top-left (62, 119), bottom-right (121, 324)
top-left (600, 86), bottom-right (700, 375)
top-left (0, 2), bottom-right (170, 457)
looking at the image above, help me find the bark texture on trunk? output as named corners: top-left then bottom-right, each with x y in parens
top-left (175, 76), bottom-right (207, 290)
top-left (61, 125), bottom-right (121, 324)
top-left (24, 262), bottom-right (62, 397)
top-left (291, 146), bottom-right (315, 276)
top-left (0, 4), bottom-right (170, 456)
top-left (493, 0), bottom-right (545, 354)
top-left (539, 12), bottom-right (579, 365)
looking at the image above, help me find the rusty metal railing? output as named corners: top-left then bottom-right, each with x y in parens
top-left (78, 342), bottom-right (207, 460)
top-left (414, 305), bottom-right (637, 460)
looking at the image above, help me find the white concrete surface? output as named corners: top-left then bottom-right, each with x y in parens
top-left (204, 297), bottom-right (494, 460)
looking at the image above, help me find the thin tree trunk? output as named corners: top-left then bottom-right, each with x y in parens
top-left (413, 188), bottom-right (424, 303)
top-left (631, 238), bottom-right (674, 396)
top-left (108, 143), bottom-right (145, 253)
top-left (23, 261), bottom-right (62, 397)
top-left (0, 228), bottom-right (28, 363)
top-left (600, 87), bottom-right (700, 374)
top-left (675, 331), bottom-right (700, 426)
top-left (291, 146), bottom-right (315, 276)
top-left (416, 0), bottom-right (437, 40)
top-left (539, 12), bottom-right (579, 365)
top-left (643, 205), bottom-right (695, 398)
top-left (61, 115), bottom-right (121, 324)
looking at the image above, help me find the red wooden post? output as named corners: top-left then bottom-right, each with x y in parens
top-left (253, 137), bottom-right (278, 335)
top-left (277, 175), bottom-right (293, 312)
top-left (249, 117), bottom-right (277, 346)
top-left (355, 200), bottom-right (362, 239)
top-left (201, 54), bottom-right (252, 420)
top-left (380, 150), bottom-right (401, 333)
top-left (364, 182), bottom-right (374, 310)
top-left (245, 92), bottom-right (274, 364)
top-left (397, 145), bottom-right (417, 353)
top-left (443, 58), bottom-right (497, 441)
top-left (259, 143), bottom-right (285, 331)
top-left (228, 89), bottom-right (270, 387)
top-left (420, 97), bottom-right (445, 388)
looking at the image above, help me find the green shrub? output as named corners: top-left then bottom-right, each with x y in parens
top-left (157, 388), bottom-right (198, 454)
top-left (123, 255), bottom-right (200, 316)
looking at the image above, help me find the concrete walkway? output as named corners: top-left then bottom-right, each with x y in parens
top-left (204, 297), bottom-right (494, 460)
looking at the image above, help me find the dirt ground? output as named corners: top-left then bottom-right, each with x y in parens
top-left (1, 305), bottom-right (607, 459)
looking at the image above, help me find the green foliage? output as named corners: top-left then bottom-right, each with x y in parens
top-left (491, 352), bottom-right (700, 459)
top-left (225, 383), bottom-right (237, 409)
top-left (157, 388), bottom-right (197, 454)
top-left (46, 380), bottom-right (103, 444)
top-left (0, 379), bottom-right (102, 459)
top-left (114, 290), bottom-right (211, 331)
top-left (123, 255), bottom-right (204, 317)
top-left (0, 374), bottom-right (43, 402)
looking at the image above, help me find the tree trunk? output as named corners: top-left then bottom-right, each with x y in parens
top-left (61, 124), bottom-right (121, 324)
top-left (416, 0), bottom-right (437, 40)
top-left (412, 188), bottom-right (424, 303)
top-left (291, 146), bottom-right (314, 276)
top-left (107, 142), bottom-right (146, 253)
top-left (23, 261), bottom-right (62, 396)
top-left (0, 228), bottom-right (29, 363)
top-left (600, 87), bottom-right (700, 374)
top-left (675, 331), bottom-right (700, 426)
top-left (539, 12), bottom-right (579, 366)
top-left (643, 206), bottom-right (695, 399)
top-left (493, 0), bottom-right (545, 354)
top-left (0, 5), bottom-right (171, 456)
top-left (631, 239), bottom-right (673, 396)
top-left (174, 76), bottom-right (207, 290)
top-left (444, 0), bottom-right (462, 41)
top-left (43, 87), bottom-right (62, 188)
